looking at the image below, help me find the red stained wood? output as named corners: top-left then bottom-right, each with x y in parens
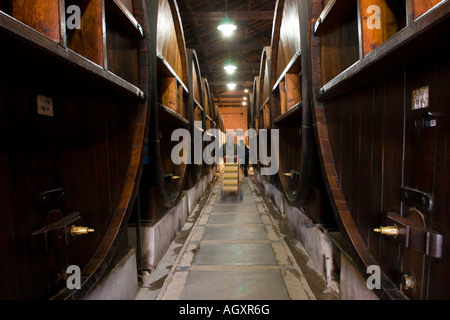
top-left (360, 0), bottom-right (399, 56)
top-left (413, 0), bottom-right (444, 19)
top-left (66, 0), bottom-right (105, 67)
top-left (11, 0), bottom-right (61, 43)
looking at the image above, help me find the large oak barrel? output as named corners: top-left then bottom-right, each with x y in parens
top-left (250, 76), bottom-right (260, 132)
top-left (271, 0), bottom-right (315, 207)
top-left (254, 47), bottom-right (274, 177)
top-left (214, 104), bottom-right (225, 134)
top-left (139, 0), bottom-right (189, 216)
top-left (213, 104), bottom-right (225, 156)
top-left (311, 0), bottom-right (450, 299)
top-left (257, 47), bottom-right (272, 131)
top-left (0, 0), bottom-right (147, 299)
top-left (202, 78), bottom-right (215, 131)
top-left (201, 77), bottom-right (217, 172)
top-left (186, 49), bottom-right (206, 184)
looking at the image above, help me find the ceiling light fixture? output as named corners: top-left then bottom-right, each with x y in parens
top-left (218, 19), bottom-right (237, 37)
top-left (218, 0), bottom-right (236, 37)
top-left (227, 83), bottom-right (237, 90)
top-left (224, 64), bottom-right (237, 74)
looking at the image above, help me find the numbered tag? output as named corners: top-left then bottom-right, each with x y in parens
top-left (37, 95), bottom-right (54, 117)
top-left (412, 86), bottom-right (429, 110)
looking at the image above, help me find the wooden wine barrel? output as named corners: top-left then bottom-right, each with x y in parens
top-left (202, 78), bottom-right (215, 131)
top-left (271, 0), bottom-right (315, 207)
top-left (0, 0), bottom-right (147, 299)
top-left (201, 77), bottom-right (217, 171)
top-left (186, 49), bottom-right (206, 183)
top-left (214, 105), bottom-right (225, 133)
top-left (256, 46), bottom-right (286, 184)
top-left (214, 105), bottom-right (225, 154)
top-left (257, 47), bottom-right (272, 131)
top-left (253, 48), bottom-right (272, 176)
top-left (251, 76), bottom-right (260, 132)
top-left (139, 0), bottom-right (189, 214)
top-left (311, 0), bottom-right (450, 299)
top-left (247, 89), bottom-right (253, 131)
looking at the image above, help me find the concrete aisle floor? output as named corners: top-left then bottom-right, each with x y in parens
top-left (136, 168), bottom-right (338, 300)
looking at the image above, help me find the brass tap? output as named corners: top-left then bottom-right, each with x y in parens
top-left (401, 273), bottom-right (416, 291)
top-left (373, 226), bottom-right (399, 237)
top-left (71, 226), bottom-right (95, 236)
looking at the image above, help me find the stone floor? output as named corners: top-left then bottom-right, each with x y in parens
top-left (136, 168), bottom-right (338, 300)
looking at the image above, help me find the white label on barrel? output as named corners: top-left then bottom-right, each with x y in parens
top-left (412, 86), bottom-right (429, 110)
top-left (37, 95), bottom-right (54, 117)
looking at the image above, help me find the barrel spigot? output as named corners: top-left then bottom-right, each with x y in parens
top-left (374, 226), bottom-right (398, 237)
top-left (71, 226), bottom-right (95, 236)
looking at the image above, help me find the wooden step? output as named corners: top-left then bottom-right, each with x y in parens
top-left (223, 181), bottom-right (238, 186)
top-left (222, 186), bottom-right (239, 193)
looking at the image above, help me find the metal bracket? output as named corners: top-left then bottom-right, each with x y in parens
top-left (401, 187), bottom-right (433, 211)
top-left (385, 212), bottom-right (443, 258)
top-left (31, 211), bottom-right (81, 253)
top-left (38, 188), bottom-right (66, 209)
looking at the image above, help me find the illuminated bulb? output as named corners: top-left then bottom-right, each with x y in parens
top-left (244, 89), bottom-right (249, 93)
top-left (243, 101), bottom-right (247, 106)
top-left (224, 65), bottom-right (237, 74)
top-left (227, 83), bottom-right (237, 90)
top-left (243, 97), bottom-right (247, 101)
top-left (218, 22), bottom-right (237, 37)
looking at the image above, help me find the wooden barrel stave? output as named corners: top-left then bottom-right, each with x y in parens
top-left (201, 77), bottom-right (217, 172)
top-left (186, 49), bottom-right (206, 184)
top-left (251, 76), bottom-right (260, 133)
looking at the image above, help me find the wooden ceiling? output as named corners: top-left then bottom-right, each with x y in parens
top-left (177, 0), bottom-right (276, 109)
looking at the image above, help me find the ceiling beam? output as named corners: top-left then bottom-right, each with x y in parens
top-left (179, 0), bottom-right (227, 107)
top-left (179, 0), bottom-right (210, 55)
top-left (202, 69), bottom-right (258, 75)
top-left (203, 63), bottom-right (261, 70)
top-left (218, 94), bottom-right (251, 98)
top-left (192, 42), bottom-right (266, 51)
top-left (181, 11), bottom-right (274, 21)
top-left (209, 81), bottom-right (254, 86)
